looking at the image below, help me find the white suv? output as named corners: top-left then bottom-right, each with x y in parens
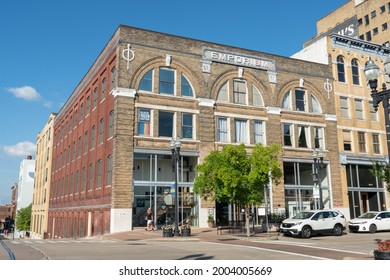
top-left (280, 210), bottom-right (346, 238)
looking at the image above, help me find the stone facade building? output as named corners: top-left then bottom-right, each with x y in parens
top-left (31, 113), bottom-right (56, 239)
top-left (48, 25), bottom-right (343, 238)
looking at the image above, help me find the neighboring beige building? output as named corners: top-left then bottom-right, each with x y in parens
top-left (317, 0), bottom-right (390, 46)
top-left (31, 113), bottom-right (56, 239)
top-left (293, 0), bottom-right (390, 220)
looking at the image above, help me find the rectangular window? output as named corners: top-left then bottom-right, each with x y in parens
top-left (355, 99), bottom-right (364, 120)
top-left (234, 119), bottom-right (248, 143)
top-left (138, 109), bottom-right (151, 136)
top-left (340, 97), bottom-right (349, 118)
top-left (159, 68), bottom-right (175, 95)
top-left (106, 155), bottom-right (112, 186)
top-left (298, 125), bottom-right (309, 148)
top-left (108, 110), bottom-right (114, 138)
top-left (99, 119), bottom-right (105, 144)
top-left (182, 113), bottom-right (193, 139)
top-left (91, 125), bottom-right (96, 149)
top-left (233, 80), bottom-right (246, 104)
top-left (343, 130), bottom-right (352, 151)
top-left (97, 160), bottom-right (103, 189)
top-left (254, 121), bottom-right (264, 144)
top-left (364, 14), bottom-right (370, 25)
top-left (366, 31), bottom-right (372, 41)
top-left (81, 167), bottom-right (86, 192)
top-left (93, 87), bottom-right (98, 109)
top-left (383, 22), bottom-right (388, 31)
top-left (217, 117), bottom-right (228, 142)
top-left (158, 111), bottom-right (174, 137)
top-left (101, 78), bottom-right (106, 101)
top-left (373, 134), bottom-right (380, 154)
top-left (358, 132), bottom-right (366, 153)
top-left (283, 124), bottom-right (293, 147)
top-left (314, 127), bottom-right (324, 149)
top-left (88, 163), bottom-right (94, 191)
top-left (295, 89), bottom-right (306, 111)
top-left (369, 101), bottom-right (378, 121)
top-left (83, 131), bottom-right (89, 154)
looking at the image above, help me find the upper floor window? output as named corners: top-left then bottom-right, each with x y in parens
top-left (282, 88), bottom-right (321, 113)
top-left (181, 74), bottom-right (194, 97)
top-left (108, 110), bottom-right (114, 138)
top-left (110, 66), bottom-right (116, 91)
top-left (159, 68), bottom-right (175, 95)
top-left (355, 99), bottom-right (364, 120)
top-left (337, 56), bottom-right (346, 83)
top-left (297, 125), bottom-right (309, 148)
top-left (217, 79), bottom-right (263, 106)
top-left (283, 124), bottom-right (293, 147)
top-left (138, 109), bottom-right (151, 136)
top-left (234, 119), bottom-right (248, 144)
top-left (101, 78), bottom-right (107, 101)
top-left (158, 111), bottom-right (174, 137)
top-left (372, 134), bottom-right (380, 154)
top-left (351, 59), bottom-right (360, 85)
top-left (233, 80), bottom-right (247, 104)
top-left (254, 121), bottom-right (264, 145)
top-left (138, 67), bottom-right (195, 98)
top-left (343, 130), bottom-right (352, 151)
top-left (99, 118), bottom-right (105, 145)
top-left (182, 113), bottom-right (193, 139)
top-left (217, 117), bottom-right (228, 142)
top-left (139, 69), bottom-right (153, 92)
top-left (369, 101), bottom-right (378, 122)
top-left (106, 155), bottom-right (113, 186)
top-left (340, 97), bottom-right (349, 118)
top-left (314, 127), bottom-right (324, 150)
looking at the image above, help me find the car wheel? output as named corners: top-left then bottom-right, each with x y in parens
top-left (301, 226), bottom-right (312, 238)
top-left (333, 224), bottom-right (343, 236)
top-left (369, 224), bottom-right (377, 233)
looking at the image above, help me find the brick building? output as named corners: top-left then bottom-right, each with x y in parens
top-left (48, 25), bottom-right (341, 238)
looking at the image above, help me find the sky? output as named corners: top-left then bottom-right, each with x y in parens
top-left (0, 0), bottom-right (349, 204)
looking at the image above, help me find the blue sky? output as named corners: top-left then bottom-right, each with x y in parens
top-left (0, 0), bottom-right (348, 204)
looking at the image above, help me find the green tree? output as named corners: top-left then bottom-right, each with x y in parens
top-left (15, 203), bottom-right (32, 231)
top-left (194, 143), bottom-right (282, 236)
top-left (370, 161), bottom-right (390, 192)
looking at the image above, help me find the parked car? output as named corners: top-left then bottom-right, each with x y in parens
top-left (348, 211), bottom-right (390, 233)
top-left (280, 210), bottom-right (346, 238)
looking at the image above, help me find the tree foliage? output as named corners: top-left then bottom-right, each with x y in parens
top-left (370, 161), bottom-right (390, 192)
top-left (16, 203), bottom-right (32, 231)
top-left (194, 144), bottom-right (283, 236)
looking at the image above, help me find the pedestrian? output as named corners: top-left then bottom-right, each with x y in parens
top-left (145, 208), bottom-right (154, 231)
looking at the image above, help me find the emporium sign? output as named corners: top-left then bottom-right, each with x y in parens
top-left (202, 47), bottom-right (276, 71)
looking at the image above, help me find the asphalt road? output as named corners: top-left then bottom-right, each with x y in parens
top-left (1, 230), bottom-right (387, 260)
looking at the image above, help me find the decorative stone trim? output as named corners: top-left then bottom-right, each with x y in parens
top-left (325, 114), bottom-right (337, 121)
top-left (110, 87), bottom-right (137, 98)
top-left (267, 107), bottom-right (281, 115)
top-left (198, 98), bottom-right (215, 107)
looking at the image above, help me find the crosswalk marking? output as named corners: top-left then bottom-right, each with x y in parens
top-left (9, 239), bottom-right (118, 245)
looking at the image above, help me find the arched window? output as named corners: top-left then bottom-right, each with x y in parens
top-left (337, 56), bottom-right (346, 83)
top-left (217, 81), bottom-right (229, 102)
top-left (351, 58), bottom-right (360, 85)
top-left (252, 85), bottom-right (264, 107)
top-left (139, 69), bottom-right (153, 92)
top-left (282, 89), bottom-right (321, 113)
top-left (137, 67), bottom-right (195, 98)
top-left (181, 74), bottom-right (194, 97)
top-left (311, 95), bottom-right (322, 113)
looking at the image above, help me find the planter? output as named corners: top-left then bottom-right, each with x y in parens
top-left (162, 228), bottom-right (173, 237)
top-left (207, 221), bottom-right (215, 228)
top-left (181, 228), bottom-right (191, 236)
top-left (373, 250), bottom-right (390, 260)
top-left (262, 223), bottom-right (281, 232)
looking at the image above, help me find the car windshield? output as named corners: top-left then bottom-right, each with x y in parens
top-left (358, 212), bottom-right (377, 219)
top-left (292, 211), bottom-right (314, 219)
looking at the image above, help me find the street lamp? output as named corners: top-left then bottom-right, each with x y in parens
top-left (364, 57), bottom-right (390, 158)
top-left (170, 137), bottom-right (181, 236)
top-left (312, 149), bottom-right (324, 210)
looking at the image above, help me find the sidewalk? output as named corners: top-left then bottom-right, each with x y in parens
top-left (98, 227), bottom-right (280, 243)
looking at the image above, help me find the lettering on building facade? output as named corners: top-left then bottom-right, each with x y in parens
top-left (202, 47), bottom-right (276, 71)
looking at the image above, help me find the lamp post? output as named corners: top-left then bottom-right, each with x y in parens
top-left (312, 149), bottom-right (324, 210)
top-left (170, 137), bottom-right (181, 237)
top-left (364, 57), bottom-right (390, 159)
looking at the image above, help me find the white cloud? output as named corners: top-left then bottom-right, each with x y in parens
top-left (2, 141), bottom-right (36, 157)
top-left (6, 86), bottom-right (41, 101)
